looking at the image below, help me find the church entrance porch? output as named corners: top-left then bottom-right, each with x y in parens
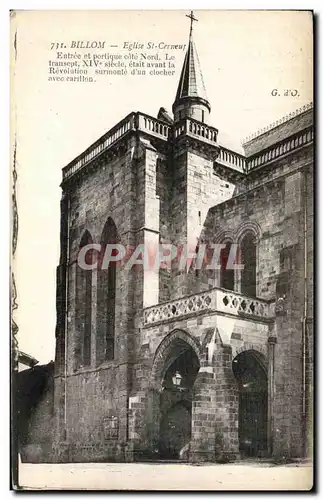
top-left (135, 307), bottom-right (272, 464)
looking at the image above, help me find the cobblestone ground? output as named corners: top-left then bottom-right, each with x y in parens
top-left (18, 461), bottom-right (313, 491)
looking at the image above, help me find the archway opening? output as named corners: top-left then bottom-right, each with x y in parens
top-left (158, 339), bottom-right (200, 459)
top-left (232, 350), bottom-right (268, 458)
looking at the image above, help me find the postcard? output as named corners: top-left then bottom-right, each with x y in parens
top-left (11, 9), bottom-right (314, 491)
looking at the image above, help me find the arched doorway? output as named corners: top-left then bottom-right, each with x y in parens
top-left (157, 338), bottom-right (200, 459)
top-left (232, 350), bottom-right (268, 458)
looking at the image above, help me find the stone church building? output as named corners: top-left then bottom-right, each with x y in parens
top-left (19, 18), bottom-right (313, 463)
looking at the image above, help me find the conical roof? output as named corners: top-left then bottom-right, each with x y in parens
top-left (174, 32), bottom-right (210, 107)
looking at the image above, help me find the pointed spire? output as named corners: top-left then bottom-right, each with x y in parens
top-left (174, 35), bottom-right (209, 103)
top-left (173, 11), bottom-right (211, 122)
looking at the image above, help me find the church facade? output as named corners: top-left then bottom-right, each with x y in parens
top-left (24, 19), bottom-right (313, 464)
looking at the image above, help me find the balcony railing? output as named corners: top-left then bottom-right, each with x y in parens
top-left (143, 287), bottom-right (274, 326)
top-left (62, 113), bottom-right (137, 181)
top-left (174, 118), bottom-right (218, 145)
top-left (62, 107), bottom-right (313, 182)
top-left (62, 112), bottom-right (172, 181)
top-left (137, 113), bottom-right (171, 141)
top-left (246, 127), bottom-right (314, 173)
top-left (217, 146), bottom-right (246, 172)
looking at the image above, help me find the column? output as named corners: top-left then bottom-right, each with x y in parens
top-left (267, 335), bottom-right (277, 456)
top-left (190, 345), bottom-right (239, 462)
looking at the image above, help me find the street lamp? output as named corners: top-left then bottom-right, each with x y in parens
top-left (172, 371), bottom-right (182, 388)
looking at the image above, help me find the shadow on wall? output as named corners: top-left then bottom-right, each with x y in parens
top-left (16, 361), bottom-right (55, 463)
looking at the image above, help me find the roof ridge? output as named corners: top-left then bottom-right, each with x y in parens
top-left (241, 102), bottom-right (313, 145)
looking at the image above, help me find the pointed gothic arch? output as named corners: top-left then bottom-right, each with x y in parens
top-left (150, 329), bottom-right (201, 459)
top-left (96, 217), bottom-right (119, 365)
top-left (76, 230), bottom-right (93, 368)
top-left (151, 329), bottom-right (201, 389)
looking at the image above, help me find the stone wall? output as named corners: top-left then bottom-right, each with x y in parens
top-left (53, 132), bottom-right (167, 461)
top-left (169, 142), bottom-right (237, 299)
top-left (196, 143), bottom-right (313, 458)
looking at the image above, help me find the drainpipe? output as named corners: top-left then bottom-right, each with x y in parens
top-left (301, 169), bottom-right (308, 458)
top-left (267, 335), bottom-right (277, 456)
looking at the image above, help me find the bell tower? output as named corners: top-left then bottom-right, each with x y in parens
top-left (170, 12), bottom-right (226, 298)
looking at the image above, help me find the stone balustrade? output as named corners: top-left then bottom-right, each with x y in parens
top-left (143, 287), bottom-right (274, 326)
top-left (137, 113), bottom-right (171, 140)
top-left (62, 109), bottom-right (313, 182)
top-left (174, 118), bottom-right (218, 144)
top-left (62, 113), bottom-right (137, 180)
top-left (246, 127), bottom-right (314, 173)
top-left (62, 112), bottom-right (171, 181)
top-left (217, 147), bottom-right (246, 172)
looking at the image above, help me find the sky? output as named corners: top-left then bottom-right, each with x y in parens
top-left (11, 10), bottom-right (313, 363)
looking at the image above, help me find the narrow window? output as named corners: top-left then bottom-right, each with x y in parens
top-left (97, 218), bottom-right (118, 364)
top-left (76, 230), bottom-right (93, 367)
top-left (240, 233), bottom-right (257, 297)
top-left (220, 242), bottom-right (235, 291)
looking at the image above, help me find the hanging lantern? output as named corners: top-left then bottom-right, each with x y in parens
top-left (172, 371), bottom-right (182, 387)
